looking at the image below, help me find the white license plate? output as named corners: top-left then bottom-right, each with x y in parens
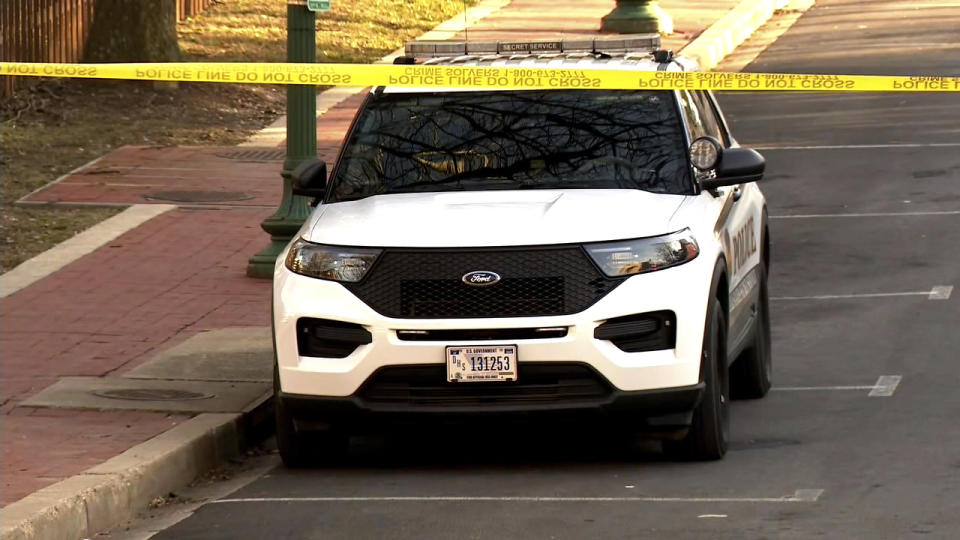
top-left (446, 345), bottom-right (518, 382)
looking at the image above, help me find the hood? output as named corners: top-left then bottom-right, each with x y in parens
top-left (304, 190), bottom-right (688, 248)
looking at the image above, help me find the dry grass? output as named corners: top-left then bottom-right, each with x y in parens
top-left (0, 81), bottom-right (285, 272)
top-left (179, 0), bottom-right (476, 62)
top-left (1, 0), bottom-right (475, 273)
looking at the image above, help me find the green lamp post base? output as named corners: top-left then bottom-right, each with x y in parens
top-left (245, 173), bottom-right (311, 279)
top-left (246, 243), bottom-right (287, 279)
top-left (600, 0), bottom-right (673, 35)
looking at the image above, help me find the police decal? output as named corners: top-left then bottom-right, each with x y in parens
top-left (725, 216), bottom-right (757, 275)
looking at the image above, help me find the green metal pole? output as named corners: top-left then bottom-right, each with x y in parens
top-left (600, 0), bottom-right (673, 34)
top-left (247, 1), bottom-right (318, 279)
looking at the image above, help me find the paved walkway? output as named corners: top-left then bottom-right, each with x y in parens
top-left (1, 208), bottom-right (271, 505)
top-left (2, 0), bottom-right (741, 508)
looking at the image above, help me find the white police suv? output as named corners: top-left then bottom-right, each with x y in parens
top-left (272, 35), bottom-right (771, 464)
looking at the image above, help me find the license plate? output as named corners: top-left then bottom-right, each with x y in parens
top-left (446, 345), bottom-right (518, 382)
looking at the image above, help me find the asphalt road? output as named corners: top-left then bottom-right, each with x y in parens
top-left (138, 1), bottom-right (960, 537)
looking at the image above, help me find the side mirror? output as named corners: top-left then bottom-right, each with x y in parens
top-left (689, 136), bottom-right (765, 190)
top-left (712, 147), bottom-right (765, 186)
top-left (291, 159), bottom-right (328, 198)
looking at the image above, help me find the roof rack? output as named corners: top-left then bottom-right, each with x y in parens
top-left (404, 34), bottom-right (661, 58)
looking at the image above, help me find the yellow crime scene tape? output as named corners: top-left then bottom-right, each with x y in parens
top-left (3, 62), bottom-right (960, 92)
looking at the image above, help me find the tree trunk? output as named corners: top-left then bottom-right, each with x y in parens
top-left (83, 0), bottom-right (181, 62)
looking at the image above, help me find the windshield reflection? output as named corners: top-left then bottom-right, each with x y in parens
top-left (329, 90), bottom-right (692, 203)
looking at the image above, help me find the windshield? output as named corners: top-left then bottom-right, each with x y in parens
top-left (327, 90), bottom-right (693, 203)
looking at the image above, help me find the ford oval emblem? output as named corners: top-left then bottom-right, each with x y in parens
top-left (462, 270), bottom-right (501, 287)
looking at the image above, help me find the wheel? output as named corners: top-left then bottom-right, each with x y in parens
top-left (275, 382), bottom-right (314, 468)
top-left (274, 366), bottom-right (348, 468)
top-left (731, 261), bottom-right (772, 399)
top-left (664, 297), bottom-right (729, 460)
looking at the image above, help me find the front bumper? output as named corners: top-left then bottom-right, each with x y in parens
top-left (280, 381), bottom-right (704, 430)
top-left (273, 244), bottom-right (716, 401)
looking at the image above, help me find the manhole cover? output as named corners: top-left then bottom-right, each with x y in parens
top-left (92, 389), bottom-right (214, 401)
top-left (143, 190), bottom-right (254, 203)
top-left (215, 149), bottom-right (286, 161)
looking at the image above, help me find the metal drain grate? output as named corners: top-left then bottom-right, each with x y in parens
top-left (143, 190), bottom-right (254, 203)
top-left (215, 149), bottom-right (287, 161)
top-left (92, 388), bottom-right (214, 401)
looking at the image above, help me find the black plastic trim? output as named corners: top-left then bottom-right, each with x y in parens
top-left (280, 378), bottom-right (703, 418)
top-left (397, 327), bottom-right (568, 341)
top-left (594, 311), bottom-right (676, 352)
top-left (296, 318), bottom-right (372, 359)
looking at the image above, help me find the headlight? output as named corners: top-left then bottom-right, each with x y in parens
top-left (284, 239), bottom-right (381, 282)
top-left (585, 229), bottom-right (699, 277)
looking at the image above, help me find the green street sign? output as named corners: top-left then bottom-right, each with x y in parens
top-left (307, 0), bottom-right (330, 11)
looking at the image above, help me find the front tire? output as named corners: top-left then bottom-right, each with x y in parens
top-left (664, 297), bottom-right (729, 460)
top-left (731, 262), bottom-right (772, 399)
top-left (274, 367), bottom-right (348, 468)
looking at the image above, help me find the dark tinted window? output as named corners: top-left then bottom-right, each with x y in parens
top-left (328, 90), bottom-right (693, 202)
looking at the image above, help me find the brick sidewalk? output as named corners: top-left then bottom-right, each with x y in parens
top-left (1, 0), bottom-right (740, 509)
top-left (445, 0), bottom-right (738, 49)
top-left (0, 209), bottom-right (271, 506)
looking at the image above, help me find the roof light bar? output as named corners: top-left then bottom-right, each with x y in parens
top-left (404, 34), bottom-right (661, 58)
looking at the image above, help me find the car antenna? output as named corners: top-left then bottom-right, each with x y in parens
top-left (462, 0), bottom-right (469, 45)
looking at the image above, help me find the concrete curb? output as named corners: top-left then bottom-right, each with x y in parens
top-left (0, 394), bottom-right (271, 540)
top-left (680, 0), bottom-right (790, 71)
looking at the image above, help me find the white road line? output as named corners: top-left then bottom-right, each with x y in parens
top-left (771, 211), bottom-right (960, 219)
top-left (774, 376), bottom-right (902, 397)
top-left (698, 514), bottom-right (728, 518)
top-left (774, 385), bottom-right (875, 391)
top-left (869, 375), bottom-right (903, 397)
top-left (792, 489), bottom-right (825, 502)
top-left (774, 286), bottom-right (953, 301)
top-left (929, 286), bottom-right (954, 300)
top-left (753, 143), bottom-right (960, 150)
top-left (212, 490), bottom-right (823, 504)
top-left (773, 291), bottom-right (931, 301)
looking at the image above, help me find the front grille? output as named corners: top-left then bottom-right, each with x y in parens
top-left (396, 327), bottom-right (568, 341)
top-left (358, 363), bottom-right (612, 407)
top-left (344, 246), bottom-right (625, 318)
